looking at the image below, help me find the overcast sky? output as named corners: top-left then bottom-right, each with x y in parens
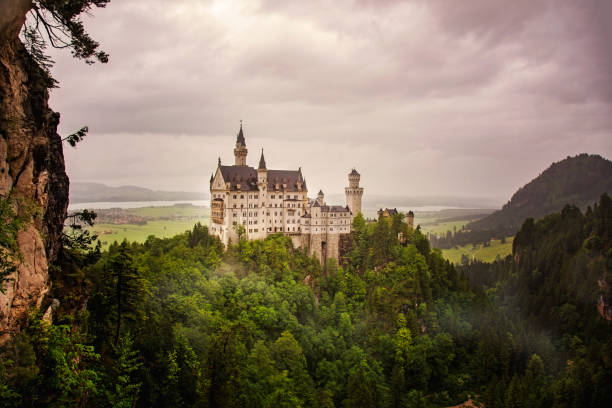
top-left (48, 0), bottom-right (612, 204)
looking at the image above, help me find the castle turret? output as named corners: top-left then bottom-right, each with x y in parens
top-left (317, 190), bottom-right (325, 206)
top-left (257, 149), bottom-right (267, 188)
top-left (234, 123), bottom-right (248, 166)
top-left (345, 168), bottom-right (364, 216)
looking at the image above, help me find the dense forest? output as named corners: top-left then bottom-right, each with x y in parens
top-left (1, 194), bottom-right (611, 407)
top-left (431, 154), bottom-right (612, 249)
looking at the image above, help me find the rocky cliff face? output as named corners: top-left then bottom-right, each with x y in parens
top-left (0, 35), bottom-right (69, 345)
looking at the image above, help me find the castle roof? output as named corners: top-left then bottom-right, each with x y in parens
top-left (349, 168), bottom-right (360, 176)
top-left (378, 208), bottom-right (399, 216)
top-left (219, 165), bottom-right (306, 192)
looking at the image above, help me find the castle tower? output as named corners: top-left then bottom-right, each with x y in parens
top-left (257, 149), bottom-right (267, 187)
top-left (345, 168), bottom-right (364, 216)
top-left (406, 210), bottom-right (414, 229)
top-left (234, 123), bottom-right (248, 166)
top-left (317, 190), bottom-right (325, 206)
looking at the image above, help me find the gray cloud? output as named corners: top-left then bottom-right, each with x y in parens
top-left (48, 0), bottom-right (612, 202)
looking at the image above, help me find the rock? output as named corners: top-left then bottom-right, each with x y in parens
top-left (0, 36), bottom-right (69, 345)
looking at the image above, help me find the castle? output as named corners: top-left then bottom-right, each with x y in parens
top-left (209, 124), bottom-right (363, 264)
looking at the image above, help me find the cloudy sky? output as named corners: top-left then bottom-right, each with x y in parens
top-left (48, 0), bottom-right (612, 204)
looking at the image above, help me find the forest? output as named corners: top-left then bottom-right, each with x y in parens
top-left (1, 194), bottom-right (611, 407)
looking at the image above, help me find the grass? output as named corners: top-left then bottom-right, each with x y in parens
top-left (84, 205), bottom-right (210, 248)
top-left (419, 220), bottom-right (470, 236)
top-left (442, 237), bottom-right (514, 264)
top-left (92, 219), bottom-right (209, 248)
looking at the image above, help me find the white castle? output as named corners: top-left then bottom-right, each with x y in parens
top-left (209, 124), bottom-right (364, 264)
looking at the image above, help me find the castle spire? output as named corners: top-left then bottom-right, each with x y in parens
top-left (236, 121), bottom-right (245, 146)
top-left (234, 121), bottom-right (248, 166)
top-left (258, 148), bottom-right (267, 170)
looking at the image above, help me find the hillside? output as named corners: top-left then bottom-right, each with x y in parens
top-left (70, 182), bottom-right (208, 203)
top-left (468, 153), bottom-right (612, 234)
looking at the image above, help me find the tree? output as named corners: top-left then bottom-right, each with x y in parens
top-left (104, 334), bottom-right (142, 408)
top-left (10, 1), bottom-right (110, 85)
top-left (107, 241), bottom-right (146, 345)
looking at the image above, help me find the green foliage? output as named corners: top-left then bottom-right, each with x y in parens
top-left (62, 126), bottom-right (89, 147)
top-left (0, 314), bottom-right (99, 407)
top-left (3, 196), bottom-right (612, 407)
top-left (0, 196), bottom-right (27, 293)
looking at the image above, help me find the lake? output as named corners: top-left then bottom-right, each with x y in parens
top-left (68, 200), bottom-right (211, 211)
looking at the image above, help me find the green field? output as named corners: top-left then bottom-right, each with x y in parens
top-left (419, 219), bottom-right (470, 235)
top-left (441, 237), bottom-right (514, 264)
top-left (84, 205), bottom-right (210, 248)
top-left (92, 220), bottom-right (208, 247)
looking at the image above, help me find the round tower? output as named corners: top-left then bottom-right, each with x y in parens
top-left (234, 122), bottom-right (248, 166)
top-left (345, 168), bottom-right (364, 216)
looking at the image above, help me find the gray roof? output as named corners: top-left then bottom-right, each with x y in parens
top-left (321, 205), bottom-right (349, 213)
top-left (219, 165), bottom-right (306, 192)
top-left (349, 168), bottom-right (360, 176)
top-left (220, 165), bottom-right (258, 191)
top-left (267, 169), bottom-right (306, 191)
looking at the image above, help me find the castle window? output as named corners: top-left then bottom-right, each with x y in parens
top-left (233, 204), bottom-right (236, 208)
top-left (240, 194), bottom-right (244, 199)
top-left (255, 195), bottom-right (258, 199)
top-left (271, 195), bottom-right (275, 199)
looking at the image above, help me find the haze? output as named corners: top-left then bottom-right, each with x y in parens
top-left (48, 0), bottom-right (612, 203)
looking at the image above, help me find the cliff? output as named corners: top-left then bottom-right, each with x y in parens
top-left (0, 19), bottom-right (69, 343)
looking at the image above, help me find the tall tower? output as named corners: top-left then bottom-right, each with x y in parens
top-left (345, 168), bottom-right (364, 216)
top-left (234, 122), bottom-right (248, 166)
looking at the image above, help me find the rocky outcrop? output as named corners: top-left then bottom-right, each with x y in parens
top-left (0, 33), bottom-right (69, 344)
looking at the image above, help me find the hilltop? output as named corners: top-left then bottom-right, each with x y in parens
top-left (468, 154), bottom-right (612, 234)
top-left (70, 182), bottom-right (208, 203)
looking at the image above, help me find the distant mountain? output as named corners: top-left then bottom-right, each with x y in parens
top-left (70, 182), bottom-right (208, 203)
top-left (468, 153), bottom-right (612, 233)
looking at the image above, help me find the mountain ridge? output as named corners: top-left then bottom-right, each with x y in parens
top-left (70, 181), bottom-right (208, 203)
top-left (468, 153), bottom-right (612, 233)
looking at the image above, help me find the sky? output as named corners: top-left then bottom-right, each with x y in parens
top-left (48, 0), bottom-right (612, 205)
